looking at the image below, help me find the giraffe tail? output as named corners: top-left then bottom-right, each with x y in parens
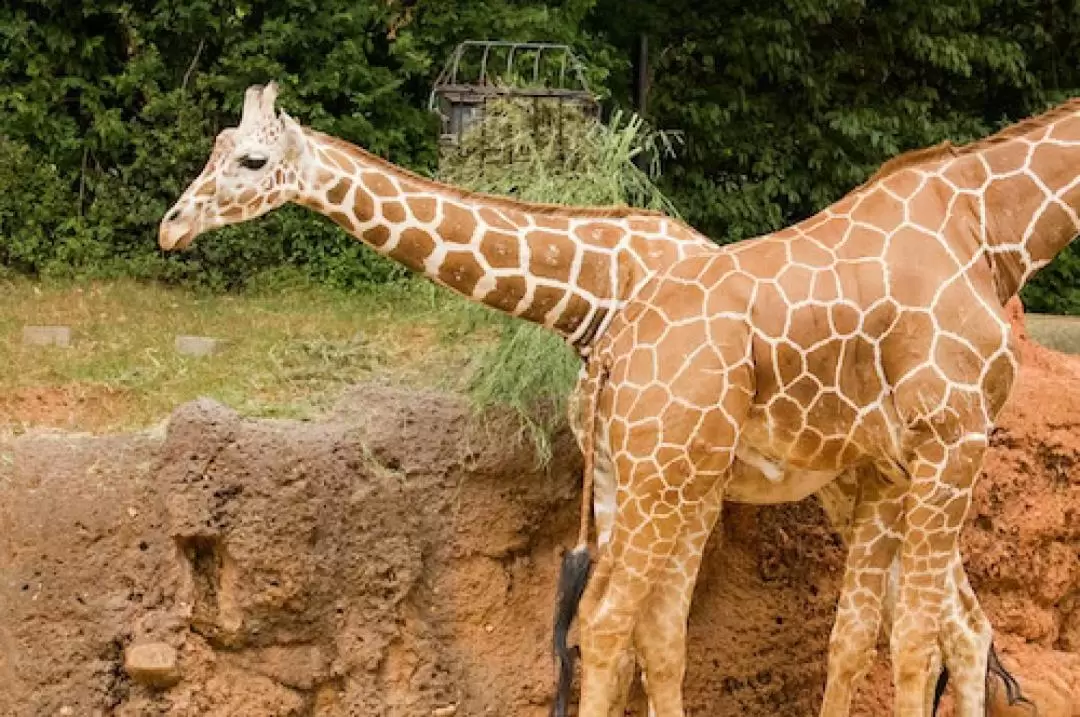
top-left (930, 643), bottom-right (1035, 716)
top-left (551, 361), bottom-right (607, 717)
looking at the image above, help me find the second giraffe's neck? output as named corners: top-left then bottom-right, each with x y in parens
top-left (969, 113), bottom-right (1080, 301)
top-left (292, 128), bottom-right (709, 352)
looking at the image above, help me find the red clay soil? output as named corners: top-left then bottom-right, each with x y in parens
top-left (0, 298), bottom-right (1077, 716)
top-left (0, 384), bottom-right (134, 433)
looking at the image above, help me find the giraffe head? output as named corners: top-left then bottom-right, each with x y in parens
top-left (160, 82), bottom-right (305, 250)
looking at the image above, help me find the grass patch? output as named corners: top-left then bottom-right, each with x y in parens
top-left (1027, 313), bottom-right (1080, 355)
top-left (440, 100), bottom-right (681, 455)
top-left (0, 276), bottom-right (500, 432)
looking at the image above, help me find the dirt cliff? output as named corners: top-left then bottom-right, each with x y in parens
top-left (0, 302), bottom-right (1077, 716)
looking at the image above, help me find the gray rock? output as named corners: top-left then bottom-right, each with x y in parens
top-left (21, 325), bottom-right (71, 347)
top-left (123, 642), bottom-right (180, 688)
top-left (174, 335), bottom-right (227, 357)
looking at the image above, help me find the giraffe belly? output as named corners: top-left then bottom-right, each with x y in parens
top-left (725, 442), bottom-right (841, 505)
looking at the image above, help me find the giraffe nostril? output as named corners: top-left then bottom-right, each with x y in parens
top-left (166, 208), bottom-right (182, 223)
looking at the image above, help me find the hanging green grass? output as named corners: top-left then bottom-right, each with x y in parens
top-left (436, 98), bottom-right (683, 462)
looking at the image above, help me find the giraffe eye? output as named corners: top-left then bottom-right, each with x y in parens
top-left (238, 155), bottom-right (268, 171)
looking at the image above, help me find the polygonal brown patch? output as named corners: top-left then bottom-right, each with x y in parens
top-left (885, 228), bottom-right (958, 305)
top-left (789, 237), bottom-right (834, 267)
top-left (326, 179), bottom-right (352, 206)
top-left (478, 207), bottom-right (518, 231)
top-left (436, 250), bottom-right (485, 295)
top-left (748, 282), bottom-right (788, 337)
top-left (775, 340), bottom-right (805, 388)
top-left (881, 169), bottom-right (923, 199)
top-left (940, 157), bottom-right (988, 192)
top-left (982, 141), bottom-right (1031, 175)
top-left (519, 285), bottom-right (565, 324)
top-left (438, 202), bottom-right (478, 244)
top-left (931, 280), bottom-right (1002, 355)
top-left (553, 293), bottom-right (592, 334)
top-left (574, 222), bottom-right (624, 248)
top-left (479, 232), bottom-right (521, 269)
top-left (1025, 201), bottom-right (1075, 265)
top-left (527, 231), bottom-right (576, 282)
top-left (363, 225), bottom-right (390, 247)
top-left (325, 149), bottom-right (357, 174)
top-left (328, 211), bottom-right (355, 232)
top-left (485, 276), bottom-right (527, 313)
top-left (354, 188), bottom-right (376, 223)
top-left (837, 225), bottom-right (887, 260)
top-left (533, 214), bottom-right (570, 232)
top-left (907, 177), bottom-right (951, 232)
top-left (390, 228), bottom-right (436, 271)
top-left (787, 304), bottom-right (834, 350)
top-left (576, 251), bottom-right (613, 299)
top-left (851, 189), bottom-right (904, 234)
top-left (777, 264), bottom-right (814, 304)
top-left (383, 201), bottom-right (407, 224)
top-left (830, 303), bottom-right (862, 336)
top-left (634, 307), bottom-right (669, 346)
top-left (408, 196), bottom-right (438, 223)
top-left (804, 216), bottom-right (849, 245)
top-left (363, 172), bottom-right (397, 198)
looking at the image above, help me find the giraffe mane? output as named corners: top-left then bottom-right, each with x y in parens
top-left (314, 131), bottom-right (667, 219)
top-left (862, 96), bottom-right (1080, 187)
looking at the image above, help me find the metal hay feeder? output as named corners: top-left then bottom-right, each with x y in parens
top-left (429, 41), bottom-right (599, 148)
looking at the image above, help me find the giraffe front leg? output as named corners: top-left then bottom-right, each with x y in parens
top-left (940, 556), bottom-right (992, 715)
top-left (891, 430), bottom-right (987, 717)
top-left (820, 468), bottom-right (904, 717)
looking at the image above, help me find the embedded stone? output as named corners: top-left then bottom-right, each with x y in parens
top-left (21, 326), bottom-right (71, 348)
top-left (123, 642), bottom-right (180, 687)
top-left (174, 335), bottom-right (227, 357)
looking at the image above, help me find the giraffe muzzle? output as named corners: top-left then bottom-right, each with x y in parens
top-left (159, 217), bottom-right (196, 251)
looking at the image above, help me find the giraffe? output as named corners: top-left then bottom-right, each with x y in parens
top-left (160, 83), bottom-right (1032, 716)
top-left (159, 82), bottom-right (712, 350)
top-left (558, 99), bottom-right (1080, 717)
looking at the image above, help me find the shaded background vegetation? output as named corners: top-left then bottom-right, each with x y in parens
top-left (3, 0), bottom-right (1080, 311)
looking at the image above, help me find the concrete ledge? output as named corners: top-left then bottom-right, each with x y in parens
top-left (22, 326), bottom-right (71, 348)
top-left (174, 335), bottom-right (227, 357)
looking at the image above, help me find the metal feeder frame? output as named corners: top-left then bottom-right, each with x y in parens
top-left (429, 41), bottom-right (600, 151)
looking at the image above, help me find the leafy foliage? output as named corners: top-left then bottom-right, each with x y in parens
top-left (3, 0), bottom-right (1080, 308)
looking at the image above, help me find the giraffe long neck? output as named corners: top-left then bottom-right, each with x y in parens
top-left (292, 128), bottom-right (710, 352)
top-left (970, 112), bottom-right (1080, 301)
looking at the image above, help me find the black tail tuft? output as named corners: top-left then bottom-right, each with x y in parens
top-left (932, 665), bottom-right (950, 716)
top-left (551, 545), bottom-right (593, 717)
top-left (931, 643), bottom-right (1036, 716)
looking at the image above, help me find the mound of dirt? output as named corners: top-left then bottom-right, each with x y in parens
top-left (0, 299), bottom-right (1077, 716)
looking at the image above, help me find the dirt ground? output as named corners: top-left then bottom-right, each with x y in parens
top-left (0, 299), bottom-right (1077, 716)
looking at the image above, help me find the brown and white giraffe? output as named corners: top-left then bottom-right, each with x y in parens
top-left (561, 100), bottom-right (1080, 717)
top-left (160, 83), bottom-right (1033, 716)
top-left (159, 82), bottom-right (712, 351)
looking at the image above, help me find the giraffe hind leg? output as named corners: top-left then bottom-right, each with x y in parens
top-left (930, 644), bottom-right (1033, 716)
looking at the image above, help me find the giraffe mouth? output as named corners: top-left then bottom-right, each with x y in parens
top-left (159, 220), bottom-right (196, 251)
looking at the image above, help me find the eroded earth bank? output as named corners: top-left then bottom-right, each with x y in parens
top-left (1, 304), bottom-right (1078, 716)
